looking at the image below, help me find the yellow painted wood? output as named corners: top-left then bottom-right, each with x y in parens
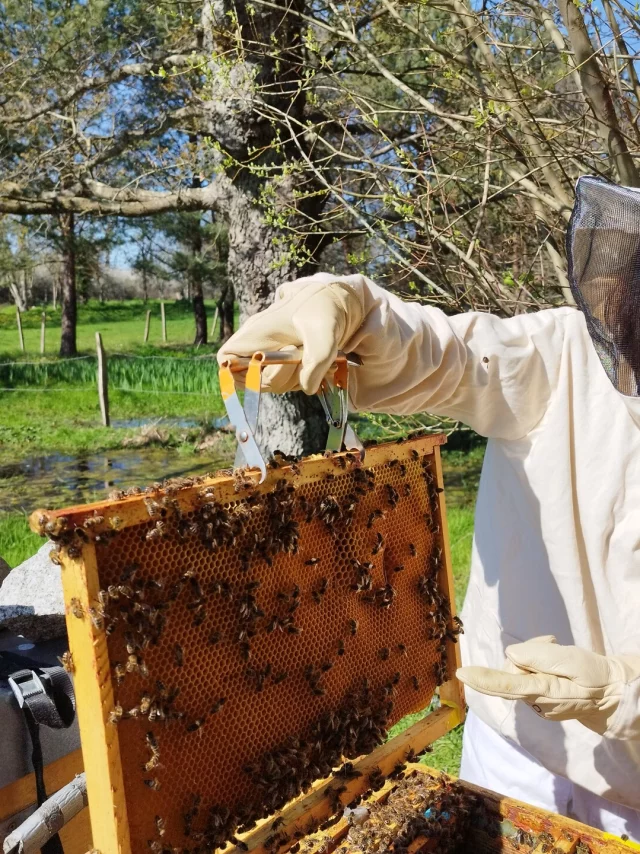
top-left (29, 435), bottom-right (448, 538)
top-left (0, 750), bottom-right (84, 822)
top-left (61, 543), bottom-right (131, 854)
top-left (432, 445), bottom-right (465, 723)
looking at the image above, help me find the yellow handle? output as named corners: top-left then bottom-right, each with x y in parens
top-left (219, 351), bottom-right (351, 390)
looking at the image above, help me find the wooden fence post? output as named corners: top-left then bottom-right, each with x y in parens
top-left (96, 332), bottom-right (110, 427)
top-left (161, 301), bottom-right (167, 343)
top-left (40, 311), bottom-right (46, 355)
top-left (143, 310), bottom-right (151, 343)
top-left (16, 308), bottom-right (25, 352)
top-left (210, 306), bottom-right (219, 341)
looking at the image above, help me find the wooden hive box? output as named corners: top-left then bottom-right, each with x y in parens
top-left (26, 434), bottom-right (463, 854)
top-left (1, 432), bottom-right (633, 854)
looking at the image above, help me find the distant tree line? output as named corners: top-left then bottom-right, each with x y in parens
top-left (2, 0), bottom-right (639, 452)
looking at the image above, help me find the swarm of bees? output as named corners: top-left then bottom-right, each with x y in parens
top-left (42, 435), bottom-right (467, 854)
top-left (346, 772), bottom-right (485, 854)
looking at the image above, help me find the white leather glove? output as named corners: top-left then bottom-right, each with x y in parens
top-left (457, 636), bottom-right (640, 736)
top-left (217, 274), bottom-right (364, 394)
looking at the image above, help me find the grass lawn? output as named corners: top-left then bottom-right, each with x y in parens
top-left (0, 299), bottom-right (225, 355)
top-left (0, 302), bottom-right (226, 460)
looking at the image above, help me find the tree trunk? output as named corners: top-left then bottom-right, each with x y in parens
top-left (226, 182), bottom-right (328, 458)
top-left (59, 213), bottom-right (77, 357)
top-left (190, 172), bottom-right (208, 345)
top-left (201, 0), bottom-right (328, 457)
top-left (217, 282), bottom-right (235, 343)
top-left (8, 281), bottom-right (27, 312)
top-left (557, 0), bottom-right (639, 186)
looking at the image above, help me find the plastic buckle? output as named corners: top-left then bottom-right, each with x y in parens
top-left (8, 670), bottom-right (50, 709)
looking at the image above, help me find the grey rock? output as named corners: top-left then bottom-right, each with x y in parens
top-left (0, 542), bottom-right (66, 641)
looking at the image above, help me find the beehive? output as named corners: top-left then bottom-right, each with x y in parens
top-left (296, 765), bottom-right (640, 854)
top-left (30, 433), bottom-right (464, 854)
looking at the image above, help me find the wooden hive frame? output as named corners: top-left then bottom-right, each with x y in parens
top-left (289, 764), bottom-right (640, 854)
top-left (28, 434), bottom-right (465, 854)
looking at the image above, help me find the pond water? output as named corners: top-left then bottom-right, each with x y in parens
top-left (0, 446), bottom-right (231, 514)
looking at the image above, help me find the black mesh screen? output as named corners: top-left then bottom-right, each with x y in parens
top-left (568, 175), bottom-right (640, 396)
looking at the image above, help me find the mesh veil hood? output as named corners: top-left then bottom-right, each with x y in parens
top-left (568, 175), bottom-right (640, 396)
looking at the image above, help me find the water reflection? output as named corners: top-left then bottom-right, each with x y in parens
top-left (0, 447), bottom-right (229, 513)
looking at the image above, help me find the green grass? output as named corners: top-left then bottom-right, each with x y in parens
top-left (0, 299), bottom-right (226, 355)
top-left (0, 513), bottom-right (43, 568)
top-left (0, 299), bottom-right (229, 458)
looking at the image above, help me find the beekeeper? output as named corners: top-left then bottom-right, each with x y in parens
top-left (219, 175), bottom-right (640, 839)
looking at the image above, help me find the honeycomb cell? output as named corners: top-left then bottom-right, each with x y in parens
top-left (55, 435), bottom-right (458, 853)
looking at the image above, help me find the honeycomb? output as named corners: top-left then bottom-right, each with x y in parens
top-left (35, 434), bottom-right (459, 854)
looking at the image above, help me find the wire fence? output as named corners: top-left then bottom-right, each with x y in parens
top-left (0, 350), bottom-right (224, 422)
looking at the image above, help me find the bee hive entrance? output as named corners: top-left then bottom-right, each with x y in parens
top-left (31, 434), bottom-right (463, 854)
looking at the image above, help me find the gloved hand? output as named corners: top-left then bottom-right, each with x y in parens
top-left (217, 273), bottom-right (365, 394)
top-left (217, 269), bottom-right (567, 439)
top-left (457, 636), bottom-right (640, 736)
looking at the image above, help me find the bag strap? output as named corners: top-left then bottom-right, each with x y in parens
top-left (8, 666), bottom-right (76, 854)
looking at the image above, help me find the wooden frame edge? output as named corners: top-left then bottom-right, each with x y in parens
top-left (61, 544), bottom-right (131, 854)
top-left (432, 446), bottom-right (465, 723)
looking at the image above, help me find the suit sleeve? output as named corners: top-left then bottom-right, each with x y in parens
top-left (340, 276), bottom-right (572, 441)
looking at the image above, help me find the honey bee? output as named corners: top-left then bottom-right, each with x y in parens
top-left (239, 641), bottom-right (251, 661)
top-left (408, 543), bottom-right (417, 557)
top-left (143, 778), bottom-right (161, 791)
top-left (211, 697), bottom-right (226, 714)
top-left (146, 521), bottom-right (166, 542)
top-left (411, 675), bottom-right (420, 691)
top-left (271, 818), bottom-right (285, 831)
top-left (410, 449), bottom-right (420, 460)
top-left (143, 732), bottom-right (160, 773)
top-left (393, 564), bottom-right (405, 573)
top-left (304, 557), bottom-right (320, 566)
top-left (58, 651), bottom-right (74, 673)
top-left (69, 598), bottom-right (84, 619)
top-left (109, 705), bottom-right (125, 724)
top-left (349, 619), bottom-right (358, 636)
top-left (192, 605), bottom-right (206, 627)
top-left (87, 607), bottom-right (104, 631)
top-left (126, 654), bottom-right (140, 673)
top-left (378, 647), bottom-right (390, 661)
top-left (155, 816), bottom-right (166, 837)
top-left (371, 532), bottom-right (384, 556)
top-left (208, 631), bottom-right (221, 646)
top-left (49, 549), bottom-right (64, 567)
top-left (337, 639), bottom-right (345, 656)
top-left (186, 718), bottom-right (205, 733)
top-left (140, 694), bottom-right (153, 715)
top-left (173, 644), bottom-right (184, 668)
top-left (397, 643), bottom-right (407, 656)
top-left (113, 661), bottom-right (126, 686)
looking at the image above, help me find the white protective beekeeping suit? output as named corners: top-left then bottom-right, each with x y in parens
top-left (219, 175), bottom-right (640, 838)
